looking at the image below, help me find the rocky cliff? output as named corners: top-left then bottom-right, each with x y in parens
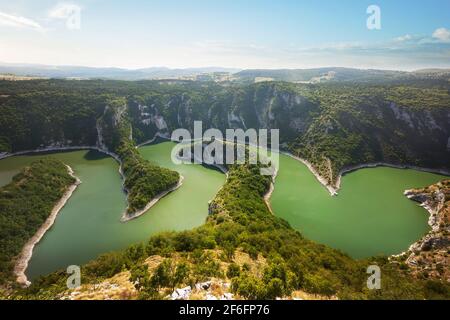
top-left (1, 80), bottom-right (449, 186)
top-left (125, 82), bottom-right (450, 186)
top-left (401, 180), bottom-right (449, 281)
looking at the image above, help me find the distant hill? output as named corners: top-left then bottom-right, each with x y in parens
top-left (0, 63), bottom-right (240, 80)
top-left (234, 67), bottom-right (450, 83)
top-left (1, 63), bottom-right (449, 83)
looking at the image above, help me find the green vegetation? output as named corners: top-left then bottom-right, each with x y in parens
top-left (281, 82), bottom-right (450, 184)
top-left (98, 98), bottom-right (179, 214)
top-left (1, 79), bottom-right (448, 186)
top-left (119, 136), bottom-right (180, 214)
top-left (0, 78), bottom-right (448, 299)
top-left (130, 259), bottom-right (191, 299)
top-left (0, 92), bottom-right (106, 152)
top-left (0, 137), bottom-right (10, 153)
top-left (0, 159), bottom-right (75, 283)
top-left (14, 160), bottom-right (450, 300)
top-left (0, 86), bottom-right (180, 216)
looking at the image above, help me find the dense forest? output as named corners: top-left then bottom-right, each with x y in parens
top-left (1, 78), bottom-right (449, 187)
top-left (0, 159), bottom-right (75, 283)
top-left (0, 92), bottom-right (105, 152)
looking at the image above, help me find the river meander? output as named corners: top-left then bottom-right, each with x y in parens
top-left (0, 142), bottom-right (447, 278)
top-left (0, 142), bottom-right (224, 279)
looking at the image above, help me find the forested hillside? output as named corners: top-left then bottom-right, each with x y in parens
top-left (0, 84), bottom-right (180, 218)
top-left (1, 79), bottom-right (449, 187)
top-left (0, 93), bottom-right (105, 152)
top-left (0, 159), bottom-right (75, 282)
top-left (234, 67), bottom-right (450, 84)
top-left (97, 98), bottom-right (180, 216)
top-left (13, 159), bottom-right (450, 300)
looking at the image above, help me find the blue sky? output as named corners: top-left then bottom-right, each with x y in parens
top-left (0, 0), bottom-right (449, 70)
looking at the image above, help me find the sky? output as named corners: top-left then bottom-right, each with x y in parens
top-left (0, 0), bottom-right (449, 70)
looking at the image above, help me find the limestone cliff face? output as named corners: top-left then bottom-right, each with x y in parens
top-left (128, 84), bottom-right (319, 144)
top-left (403, 180), bottom-right (449, 281)
top-left (1, 81), bottom-right (448, 182)
top-left (127, 83), bottom-right (450, 185)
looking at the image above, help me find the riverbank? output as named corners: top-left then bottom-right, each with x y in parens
top-left (336, 162), bottom-right (450, 193)
top-left (263, 166), bottom-right (279, 214)
top-left (0, 145), bottom-right (184, 223)
top-left (121, 175), bottom-right (185, 222)
top-left (280, 152), bottom-right (338, 196)
top-left (0, 145), bottom-right (123, 165)
top-left (282, 151), bottom-right (450, 197)
top-left (0, 145), bottom-right (101, 161)
top-left (394, 180), bottom-right (450, 280)
top-left (13, 165), bottom-right (81, 287)
top-left (135, 133), bottom-right (170, 148)
top-left (389, 190), bottom-right (439, 259)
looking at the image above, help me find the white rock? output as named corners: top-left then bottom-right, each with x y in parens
top-left (206, 293), bottom-right (218, 300)
top-left (171, 286), bottom-right (192, 300)
top-left (195, 281), bottom-right (212, 291)
top-left (220, 293), bottom-right (233, 300)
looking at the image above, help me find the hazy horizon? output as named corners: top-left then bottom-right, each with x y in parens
top-left (1, 0), bottom-right (449, 70)
top-left (2, 61), bottom-right (450, 73)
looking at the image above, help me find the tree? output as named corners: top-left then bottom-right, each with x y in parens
top-left (129, 264), bottom-right (150, 291)
top-left (265, 278), bottom-right (284, 300)
top-left (226, 263), bottom-right (241, 279)
top-left (150, 259), bottom-right (172, 290)
top-left (171, 262), bottom-right (190, 291)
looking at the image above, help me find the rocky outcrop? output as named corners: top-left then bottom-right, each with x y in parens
top-left (96, 103), bottom-right (181, 221)
top-left (169, 280), bottom-right (234, 300)
top-left (136, 104), bottom-right (168, 131)
top-left (389, 102), bottom-right (415, 128)
top-left (125, 83), bottom-right (449, 191)
top-left (400, 180), bottom-right (449, 281)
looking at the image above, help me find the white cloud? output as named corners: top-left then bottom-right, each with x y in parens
top-left (0, 11), bottom-right (44, 32)
top-left (432, 28), bottom-right (450, 42)
top-left (394, 34), bottom-right (413, 42)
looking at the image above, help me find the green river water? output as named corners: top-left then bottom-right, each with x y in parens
top-left (0, 142), bottom-right (446, 279)
top-left (0, 143), bottom-right (225, 280)
top-left (271, 155), bottom-right (446, 258)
